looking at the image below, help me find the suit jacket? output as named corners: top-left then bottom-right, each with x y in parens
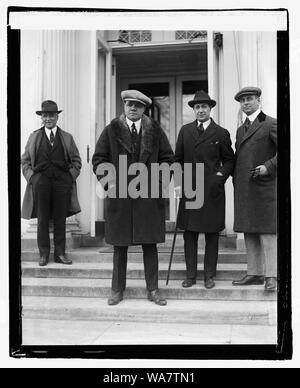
top-left (21, 127), bottom-right (82, 219)
top-left (233, 111), bottom-right (277, 233)
top-left (174, 118), bottom-right (235, 232)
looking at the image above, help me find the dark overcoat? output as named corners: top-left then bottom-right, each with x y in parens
top-left (21, 127), bottom-right (82, 219)
top-left (233, 111), bottom-right (277, 233)
top-left (174, 119), bottom-right (235, 232)
top-left (92, 113), bottom-right (174, 246)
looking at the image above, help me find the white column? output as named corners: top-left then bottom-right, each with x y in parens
top-left (24, 31), bottom-right (80, 237)
top-left (41, 30), bottom-right (78, 136)
top-left (257, 32), bottom-right (277, 117)
top-left (207, 31), bottom-right (219, 123)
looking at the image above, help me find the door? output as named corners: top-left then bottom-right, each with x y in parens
top-left (121, 75), bottom-right (207, 223)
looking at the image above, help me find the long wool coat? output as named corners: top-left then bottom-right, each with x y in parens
top-left (21, 127), bottom-right (82, 219)
top-left (174, 119), bottom-right (235, 232)
top-left (92, 113), bottom-right (174, 246)
top-left (233, 111), bottom-right (277, 233)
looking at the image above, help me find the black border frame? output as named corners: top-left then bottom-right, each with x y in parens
top-left (7, 7), bottom-right (292, 361)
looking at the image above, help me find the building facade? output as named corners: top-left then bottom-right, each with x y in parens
top-left (20, 29), bottom-right (277, 243)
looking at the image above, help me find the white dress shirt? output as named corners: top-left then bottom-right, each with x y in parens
top-left (245, 109), bottom-right (261, 123)
top-left (126, 117), bottom-right (142, 134)
top-left (197, 118), bottom-right (211, 130)
top-left (44, 126), bottom-right (57, 141)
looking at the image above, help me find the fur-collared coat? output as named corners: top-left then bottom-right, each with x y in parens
top-left (92, 113), bottom-right (174, 246)
top-left (233, 111), bottom-right (277, 233)
top-left (174, 119), bottom-right (235, 232)
top-left (21, 127), bottom-right (82, 219)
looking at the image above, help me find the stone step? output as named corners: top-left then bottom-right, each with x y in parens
top-left (21, 248), bottom-right (247, 264)
top-left (21, 233), bottom-right (238, 250)
top-left (22, 278), bottom-right (276, 301)
top-left (21, 296), bottom-right (277, 326)
top-left (21, 262), bottom-right (247, 280)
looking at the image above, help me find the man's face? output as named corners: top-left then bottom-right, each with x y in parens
top-left (239, 95), bottom-right (260, 116)
top-left (41, 112), bottom-right (59, 129)
top-left (193, 103), bottom-right (211, 122)
top-left (124, 100), bottom-right (145, 122)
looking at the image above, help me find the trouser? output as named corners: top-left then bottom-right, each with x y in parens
top-left (112, 244), bottom-right (159, 293)
top-left (31, 171), bottom-right (73, 257)
top-left (244, 233), bottom-right (277, 277)
top-left (183, 231), bottom-right (219, 280)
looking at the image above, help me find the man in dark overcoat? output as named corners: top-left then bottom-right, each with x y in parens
top-left (232, 87), bottom-right (277, 291)
top-left (92, 90), bottom-right (174, 306)
top-left (174, 91), bottom-right (235, 289)
top-left (21, 100), bottom-right (81, 266)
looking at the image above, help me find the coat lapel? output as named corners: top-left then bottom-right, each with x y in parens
top-left (31, 128), bottom-right (44, 166)
top-left (195, 119), bottom-right (218, 146)
top-left (187, 120), bottom-right (201, 145)
top-left (111, 114), bottom-right (160, 164)
top-left (139, 114), bottom-right (159, 164)
top-left (57, 127), bottom-right (72, 162)
top-left (238, 111), bottom-right (267, 150)
top-left (111, 114), bottom-right (133, 154)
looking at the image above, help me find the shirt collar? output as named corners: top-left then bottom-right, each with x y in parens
top-left (197, 118), bottom-right (211, 130)
top-left (44, 126), bottom-right (57, 135)
top-left (245, 109), bottom-right (261, 122)
top-left (126, 117), bottom-right (142, 133)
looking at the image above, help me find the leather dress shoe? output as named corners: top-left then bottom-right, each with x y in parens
top-left (107, 291), bottom-right (123, 306)
top-left (204, 277), bottom-right (215, 289)
top-left (147, 289), bottom-right (167, 306)
top-left (232, 275), bottom-right (264, 286)
top-left (54, 255), bottom-right (72, 265)
top-left (265, 277), bottom-right (277, 291)
top-left (182, 279), bottom-right (196, 288)
top-left (39, 256), bottom-right (49, 266)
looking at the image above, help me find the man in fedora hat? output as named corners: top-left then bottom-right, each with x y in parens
top-left (21, 100), bottom-right (81, 266)
top-left (232, 87), bottom-right (277, 291)
top-left (174, 90), bottom-right (235, 289)
top-left (92, 90), bottom-right (174, 306)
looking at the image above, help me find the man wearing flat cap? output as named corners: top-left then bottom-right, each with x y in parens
top-left (174, 90), bottom-right (235, 289)
top-left (232, 87), bottom-right (277, 291)
top-left (92, 90), bottom-right (174, 306)
top-left (21, 100), bottom-right (82, 266)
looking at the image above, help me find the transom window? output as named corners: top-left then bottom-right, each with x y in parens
top-left (175, 31), bottom-right (207, 40)
top-left (119, 30), bottom-right (152, 43)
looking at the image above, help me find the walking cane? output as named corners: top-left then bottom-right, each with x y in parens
top-left (166, 199), bottom-right (180, 285)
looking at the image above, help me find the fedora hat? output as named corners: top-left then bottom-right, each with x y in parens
top-left (234, 86), bottom-right (262, 102)
top-left (188, 90), bottom-right (216, 108)
top-left (121, 90), bottom-right (152, 107)
top-left (36, 100), bottom-right (62, 116)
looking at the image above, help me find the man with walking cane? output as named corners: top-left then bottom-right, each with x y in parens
top-left (173, 91), bottom-right (235, 289)
top-left (92, 90), bottom-right (174, 306)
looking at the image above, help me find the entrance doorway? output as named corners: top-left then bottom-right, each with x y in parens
top-left (121, 76), bottom-right (208, 222)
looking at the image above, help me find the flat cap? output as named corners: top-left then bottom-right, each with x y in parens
top-left (121, 90), bottom-right (152, 107)
top-left (234, 86), bottom-right (262, 101)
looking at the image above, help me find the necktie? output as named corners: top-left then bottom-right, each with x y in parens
top-left (50, 130), bottom-right (55, 146)
top-left (131, 123), bottom-right (138, 137)
top-left (244, 117), bottom-right (251, 133)
top-left (131, 123), bottom-right (138, 154)
top-left (198, 122), bottom-right (204, 136)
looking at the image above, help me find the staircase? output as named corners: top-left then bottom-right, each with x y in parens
top-left (21, 233), bottom-right (277, 326)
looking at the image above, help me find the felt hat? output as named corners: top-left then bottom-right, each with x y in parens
top-left (188, 90), bottom-right (216, 108)
top-left (36, 100), bottom-right (62, 115)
